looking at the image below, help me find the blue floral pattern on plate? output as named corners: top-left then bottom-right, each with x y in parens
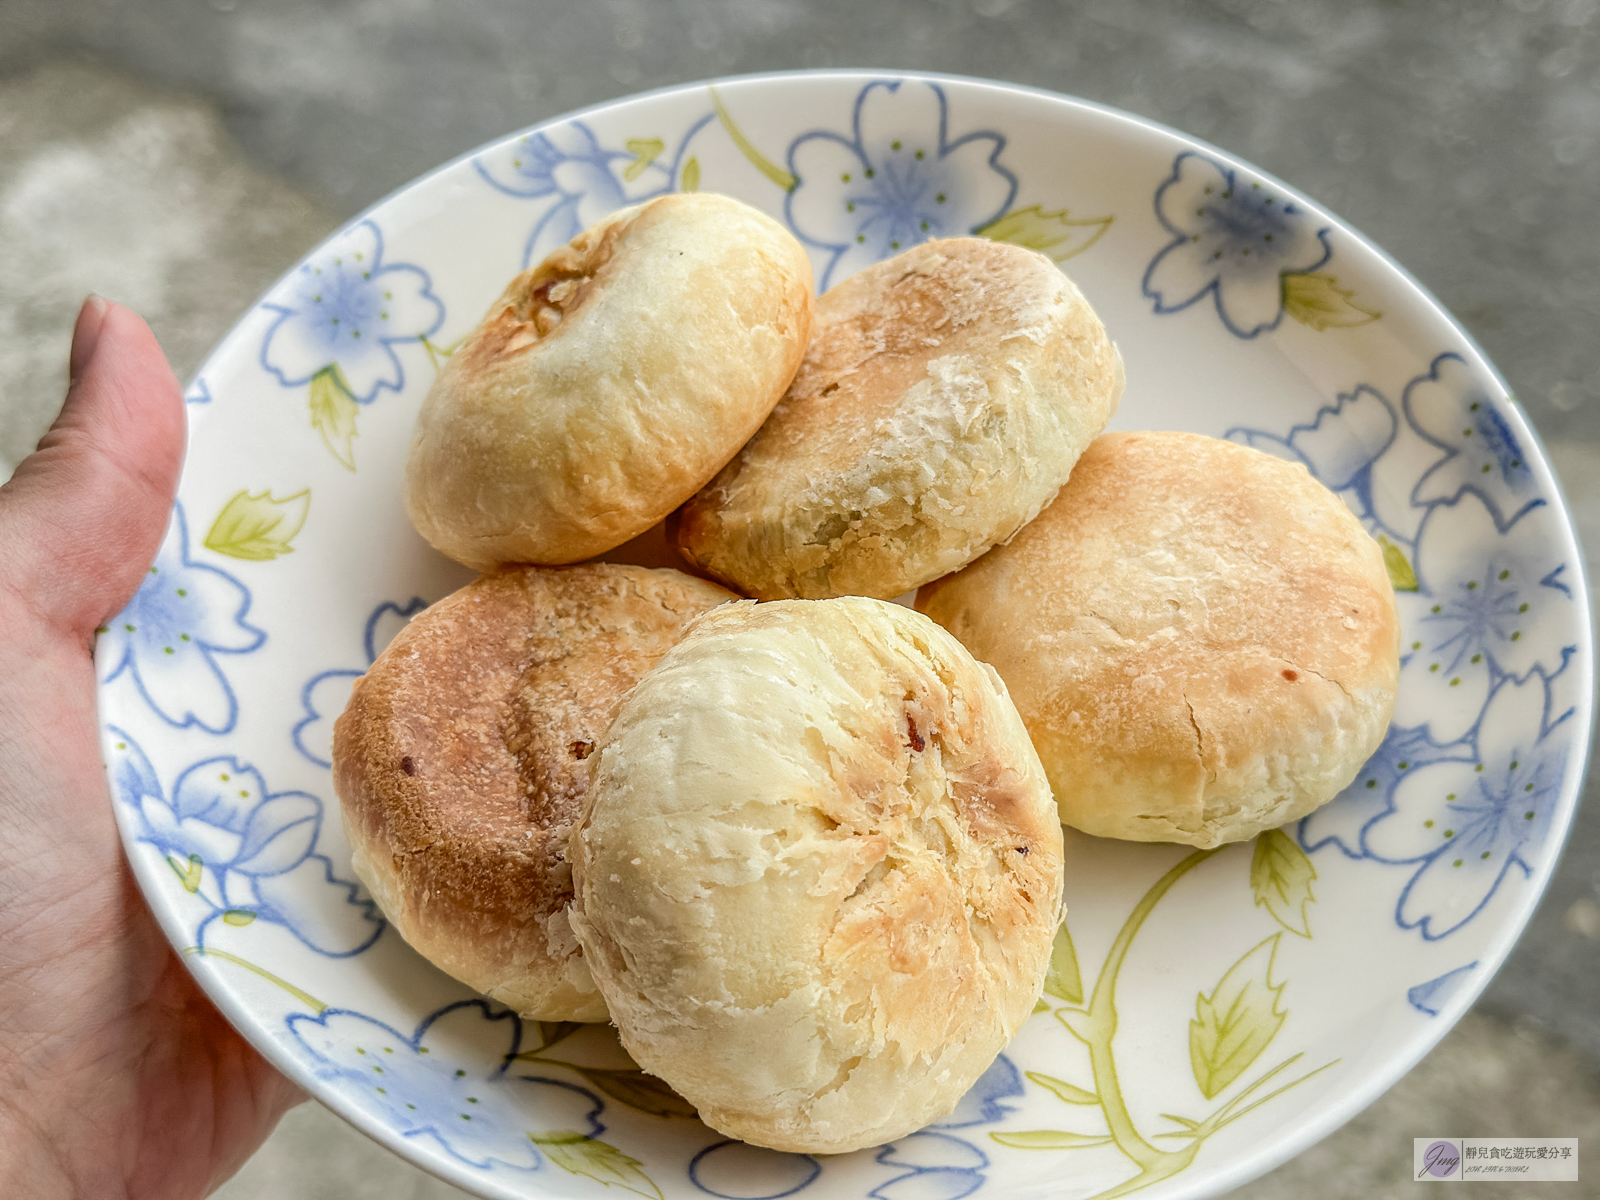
top-left (1366, 671), bottom-right (1572, 939)
top-left (1143, 150), bottom-right (1331, 338)
top-left (477, 116), bottom-right (716, 269)
top-left (870, 1055), bottom-right (1023, 1200)
top-left (1392, 497), bottom-right (1571, 742)
top-left (261, 219), bottom-right (444, 404)
top-left (785, 80), bottom-right (1016, 291)
top-left (1227, 383), bottom-right (1398, 492)
top-left (108, 727), bottom-right (382, 955)
top-left (685, 1054), bottom-right (1022, 1200)
top-left (1407, 962), bottom-right (1479, 1016)
top-left (97, 503), bottom-right (264, 735)
top-left (689, 1142), bottom-right (821, 1199)
top-left (288, 1000), bottom-right (606, 1171)
top-left (293, 598), bottom-right (428, 769)
top-left (871, 1134), bottom-right (990, 1200)
top-left (1404, 353), bottom-right (1540, 526)
top-left (1300, 725), bottom-right (1469, 862)
top-left (1228, 350), bottom-right (1586, 946)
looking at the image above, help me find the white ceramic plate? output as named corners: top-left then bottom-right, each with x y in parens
top-left (99, 72), bottom-right (1593, 1200)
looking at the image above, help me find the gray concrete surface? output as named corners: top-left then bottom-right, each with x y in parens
top-left (2, 2), bottom-right (1596, 1195)
top-left (0, 61), bottom-right (331, 477)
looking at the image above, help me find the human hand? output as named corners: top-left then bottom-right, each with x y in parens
top-left (0, 298), bottom-right (305, 1198)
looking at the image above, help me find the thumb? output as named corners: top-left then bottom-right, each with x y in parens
top-left (0, 297), bottom-right (187, 645)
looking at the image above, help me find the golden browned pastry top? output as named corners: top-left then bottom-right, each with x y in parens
top-left (917, 430), bottom-right (1400, 848)
top-left (406, 192), bottom-right (814, 569)
top-left (674, 237), bottom-right (1122, 599)
top-left (333, 563), bottom-right (735, 1020)
top-left (568, 597), bottom-right (1063, 1152)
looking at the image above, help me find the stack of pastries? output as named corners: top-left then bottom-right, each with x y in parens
top-left (333, 191), bottom-right (1399, 1154)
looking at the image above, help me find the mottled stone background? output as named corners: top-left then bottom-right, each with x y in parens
top-left (1, 1), bottom-right (1595, 1195)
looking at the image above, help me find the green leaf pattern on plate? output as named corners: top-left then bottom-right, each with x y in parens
top-left (710, 86), bottom-right (796, 191)
top-left (530, 1132), bottom-right (664, 1200)
top-left (1250, 829), bottom-right (1317, 937)
top-left (204, 489), bottom-right (311, 561)
top-left (1043, 920), bottom-right (1084, 1004)
top-left (1026, 1071), bottom-right (1098, 1105)
top-left (978, 204), bottom-right (1113, 262)
top-left (513, 1023), bottom-right (698, 1119)
top-left (1377, 533), bottom-right (1421, 592)
top-left (1189, 935), bottom-right (1287, 1100)
top-left (624, 138), bottom-right (665, 182)
top-left (992, 1129), bottom-right (1114, 1150)
top-left (309, 365), bottom-right (360, 471)
top-left (1007, 842), bottom-right (1337, 1199)
top-left (562, 1068), bottom-right (698, 1119)
top-left (167, 852), bottom-right (203, 893)
top-left (1282, 271), bottom-right (1381, 330)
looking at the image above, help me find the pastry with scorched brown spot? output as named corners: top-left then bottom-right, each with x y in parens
top-left (333, 563), bottom-right (736, 1021)
top-left (917, 431), bottom-right (1400, 848)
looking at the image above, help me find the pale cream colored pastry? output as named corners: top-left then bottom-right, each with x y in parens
top-left (568, 597), bottom-right (1063, 1153)
top-left (333, 563), bottom-right (736, 1021)
top-left (672, 237), bottom-right (1123, 599)
top-left (917, 431), bottom-right (1400, 848)
top-left (406, 193), bottom-right (813, 569)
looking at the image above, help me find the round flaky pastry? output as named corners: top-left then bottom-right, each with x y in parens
top-left (406, 192), bottom-right (813, 569)
top-left (672, 237), bottom-right (1123, 599)
top-left (333, 564), bottom-right (736, 1021)
top-left (917, 431), bottom-right (1400, 848)
top-left (568, 597), bottom-right (1064, 1153)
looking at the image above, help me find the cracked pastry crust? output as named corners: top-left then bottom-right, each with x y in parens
top-left (405, 192), bottom-right (813, 569)
top-left (333, 563), bottom-right (736, 1021)
top-left (916, 430), bottom-right (1400, 849)
top-left (567, 597), bottom-right (1063, 1153)
top-left (672, 237), bottom-right (1124, 600)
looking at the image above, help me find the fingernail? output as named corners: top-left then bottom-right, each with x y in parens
top-left (70, 294), bottom-right (111, 382)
